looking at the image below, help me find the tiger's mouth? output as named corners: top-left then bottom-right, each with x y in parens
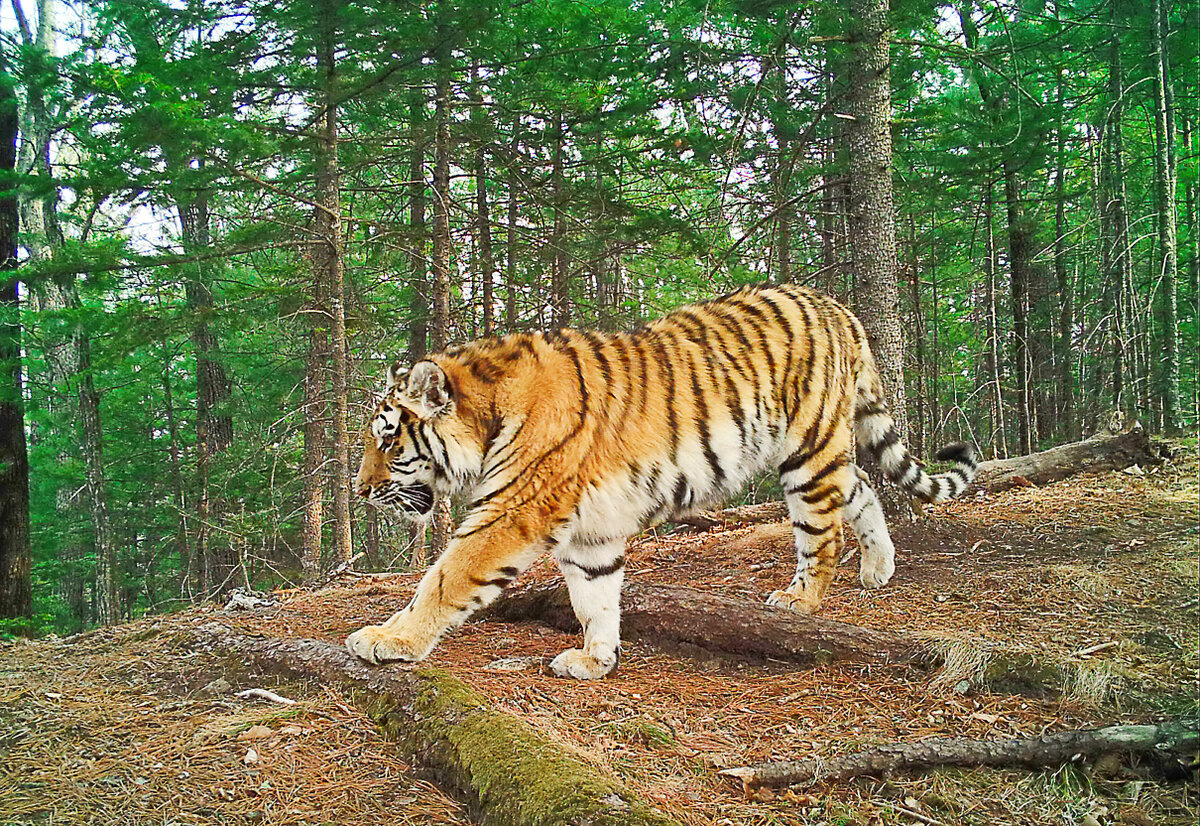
top-left (372, 482), bottom-right (435, 519)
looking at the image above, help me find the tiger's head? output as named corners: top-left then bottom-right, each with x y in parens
top-left (355, 360), bottom-right (458, 521)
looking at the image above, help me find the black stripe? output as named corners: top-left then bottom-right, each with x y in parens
top-left (786, 455), bottom-right (846, 495)
top-left (793, 520), bottom-right (826, 536)
top-left (564, 555), bottom-right (625, 580)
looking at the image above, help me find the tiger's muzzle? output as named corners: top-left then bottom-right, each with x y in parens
top-left (360, 481), bottom-right (435, 518)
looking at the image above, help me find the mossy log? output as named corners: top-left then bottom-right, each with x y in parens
top-left (722, 720), bottom-right (1200, 789)
top-left (187, 622), bottom-right (680, 826)
top-left (489, 582), bottom-right (928, 667)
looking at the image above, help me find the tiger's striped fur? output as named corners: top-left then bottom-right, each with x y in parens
top-left (349, 284), bottom-right (977, 678)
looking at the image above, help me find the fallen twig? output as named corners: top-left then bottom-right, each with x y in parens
top-left (235, 688), bottom-right (297, 705)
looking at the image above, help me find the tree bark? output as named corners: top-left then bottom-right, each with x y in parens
top-left (725, 720), bottom-right (1199, 789)
top-left (472, 67), bottom-right (495, 337)
top-left (0, 47), bottom-right (31, 619)
top-left (176, 188), bottom-right (234, 597)
top-left (845, 0), bottom-right (908, 515)
top-left (550, 112), bottom-right (570, 328)
top-left (982, 184), bottom-right (1008, 459)
top-left (489, 582), bottom-right (926, 667)
top-left (427, 18), bottom-right (454, 560)
top-left (315, 4), bottom-right (353, 566)
top-left (1150, 0), bottom-right (1180, 432)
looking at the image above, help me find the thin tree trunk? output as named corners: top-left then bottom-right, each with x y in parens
top-left (0, 49), bottom-right (31, 619)
top-left (505, 164), bottom-right (518, 331)
top-left (473, 68), bottom-right (495, 337)
top-left (160, 356), bottom-right (191, 599)
top-left (315, 6), bottom-right (352, 565)
top-left (550, 112), bottom-right (570, 327)
top-left (300, 270), bottom-right (329, 580)
top-left (845, 0), bottom-right (908, 514)
top-left (1053, 99), bottom-right (1074, 439)
top-left (427, 19), bottom-right (454, 560)
top-left (1003, 163), bottom-right (1033, 454)
top-left (983, 183), bottom-right (1007, 458)
top-left (906, 215), bottom-right (926, 457)
top-left (1150, 0), bottom-right (1180, 432)
top-left (178, 192), bottom-right (234, 596)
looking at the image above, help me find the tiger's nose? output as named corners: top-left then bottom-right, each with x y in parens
top-left (356, 483), bottom-right (371, 499)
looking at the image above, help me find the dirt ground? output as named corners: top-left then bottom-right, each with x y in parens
top-left (2, 446), bottom-right (1197, 826)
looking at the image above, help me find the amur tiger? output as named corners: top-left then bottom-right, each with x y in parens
top-left (349, 283), bottom-right (978, 679)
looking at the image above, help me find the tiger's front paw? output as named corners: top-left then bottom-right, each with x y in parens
top-left (767, 588), bottom-right (820, 614)
top-left (345, 623), bottom-right (434, 665)
top-left (549, 647), bottom-right (616, 680)
top-left (858, 552), bottom-right (895, 590)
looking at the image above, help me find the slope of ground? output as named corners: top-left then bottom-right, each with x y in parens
top-left (2, 445), bottom-right (1196, 826)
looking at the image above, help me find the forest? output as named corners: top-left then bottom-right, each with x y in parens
top-left (0, 0), bottom-right (1196, 635)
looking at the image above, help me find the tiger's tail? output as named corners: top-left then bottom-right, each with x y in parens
top-left (852, 341), bottom-right (978, 503)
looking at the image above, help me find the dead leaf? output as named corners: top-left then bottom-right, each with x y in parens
top-left (236, 725), bottom-right (274, 742)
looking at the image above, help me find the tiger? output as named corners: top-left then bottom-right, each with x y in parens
top-left (348, 283), bottom-right (978, 679)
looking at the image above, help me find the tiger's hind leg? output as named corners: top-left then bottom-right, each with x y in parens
top-left (843, 465), bottom-right (897, 589)
top-left (549, 538), bottom-right (626, 680)
top-left (768, 456), bottom-right (853, 614)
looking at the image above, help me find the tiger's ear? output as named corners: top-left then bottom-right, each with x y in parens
top-left (406, 361), bottom-right (453, 419)
top-left (386, 361), bottom-right (410, 393)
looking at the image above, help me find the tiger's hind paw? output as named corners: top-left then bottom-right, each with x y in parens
top-left (549, 648), bottom-right (616, 680)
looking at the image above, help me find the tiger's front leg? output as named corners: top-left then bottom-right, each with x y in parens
top-left (346, 522), bottom-right (543, 665)
top-left (549, 539), bottom-right (626, 679)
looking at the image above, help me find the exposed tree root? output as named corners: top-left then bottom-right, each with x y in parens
top-left (722, 720), bottom-right (1199, 790)
top-left (488, 582), bottom-right (929, 667)
top-left (184, 622), bottom-right (680, 826)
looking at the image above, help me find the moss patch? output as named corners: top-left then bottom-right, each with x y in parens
top-left (365, 668), bottom-right (679, 826)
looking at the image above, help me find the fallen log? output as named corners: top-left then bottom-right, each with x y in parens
top-left (970, 425), bottom-right (1164, 493)
top-left (184, 621), bottom-right (680, 826)
top-left (671, 502), bottom-right (787, 532)
top-left (488, 582), bottom-right (928, 667)
top-left (721, 719), bottom-right (1199, 790)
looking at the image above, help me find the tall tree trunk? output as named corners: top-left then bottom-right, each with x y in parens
top-left (906, 215), bottom-right (926, 457)
top-left (315, 5), bottom-right (352, 565)
top-left (1099, 25), bottom-right (1133, 417)
top-left (983, 183), bottom-right (1007, 458)
top-left (1150, 0), bottom-right (1180, 432)
top-left (427, 19), bottom-right (454, 560)
top-left (408, 93), bottom-right (429, 361)
top-left (472, 68), bottom-right (495, 337)
top-left (1002, 164), bottom-right (1034, 454)
top-left (160, 357), bottom-right (191, 599)
top-left (300, 284), bottom-right (329, 581)
top-left (177, 192), bottom-right (234, 596)
top-left (550, 112), bottom-right (570, 328)
top-left (1053, 68), bottom-right (1074, 439)
top-left (505, 124), bottom-right (520, 331)
top-left (845, 0), bottom-right (908, 515)
top-left (0, 49), bottom-right (31, 620)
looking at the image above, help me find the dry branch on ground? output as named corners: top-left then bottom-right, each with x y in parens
top-left (723, 720), bottom-right (1200, 790)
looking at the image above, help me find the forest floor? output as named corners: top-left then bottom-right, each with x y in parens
top-left (2, 443), bottom-right (1197, 826)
